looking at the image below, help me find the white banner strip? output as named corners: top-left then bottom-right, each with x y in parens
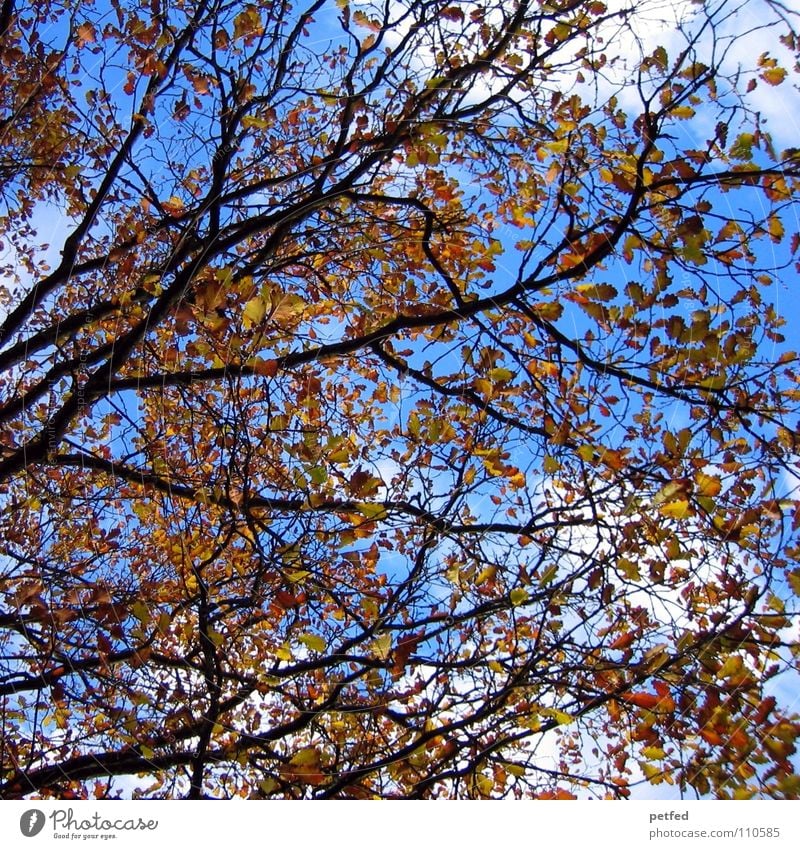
top-left (1, 800), bottom-right (799, 848)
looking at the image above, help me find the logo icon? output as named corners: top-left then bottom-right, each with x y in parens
top-left (20, 810), bottom-right (46, 837)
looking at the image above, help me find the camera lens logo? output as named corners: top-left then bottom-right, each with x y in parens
top-left (20, 810), bottom-right (46, 838)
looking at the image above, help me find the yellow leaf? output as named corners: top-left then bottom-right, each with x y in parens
top-left (290, 747), bottom-right (321, 766)
top-left (533, 301), bottom-right (563, 321)
top-left (285, 569), bottom-right (309, 583)
top-left (546, 138), bottom-right (569, 155)
top-left (475, 773), bottom-right (494, 796)
top-left (476, 565), bottom-right (496, 584)
top-left (640, 761), bottom-right (664, 782)
top-left (259, 778), bottom-right (279, 794)
top-left (242, 114), bottom-right (271, 130)
top-left (761, 67), bottom-right (787, 86)
top-left (372, 632), bottom-right (392, 660)
top-left (161, 196), bottom-right (185, 217)
top-left (510, 588), bottom-right (529, 606)
top-left (243, 296), bottom-right (266, 328)
top-left (768, 215), bottom-right (784, 243)
top-left (233, 6), bottom-right (264, 41)
top-left (695, 471), bottom-right (721, 497)
top-left (541, 707), bottom-right (573, 725)
top-left (697, 373), bottom-right (727, 391)
top-left (299, 633), bottom-right (326, 653)
top-left (641, 745), bottom-right (666, 761)
top-left (356, 502), bottom-right (388, 521)
top-left (488, 367), bottom-right (515, 382)
top-left (658, 500), bottom-right (692, 520)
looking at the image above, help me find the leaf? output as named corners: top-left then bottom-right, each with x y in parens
top-left (730, 133), bottom-right (755, 160)
top-left (609, 631), bottom-right (635, 651)
top-left (131, 601), bottom-right (151, 624)
top-left (233, 6), bottom-right (264, 42)
top-left (289, 747), bottom-right (321, 766)
top-left (639, 761), bottom-right (664, 782)
top-left (242, 114), bottom-right (271, 130)
top-left (538, 563), bottom-right (558, 586)
top-left (622, 692), bottom-right (663, 710)
top-left (243, 296), bottom-right (266, 327)
top-left (371, 632), bottom-right (392, 660)
top-left (541, 708), bottom-right (574, 726)
top-left (575, 283), bottom-right (617, 301)
top-left (761, 67), bottom-right (787, 86)
top-left (658, 499), bottom-right (692, 520)
top-left (533, 301), bottom-right (563, 321)
top-left (699, 727), bottom-right (725, 746)
top-left (249, 357), bottom-right (279, 377)
top-left (538, 788), bottom-right (578, 800)
top-left (298, 633), bottom-right (326, 653)
top-left (161, 196), bottom-right (185, 217)
top-left (695, 471), bottom-right (721, 497)
top-left (280, 747), bottom-right (326, 785)
top-left (488, 367), bottom-right (515, 382)
top-left (543, 455), bottom-right (561, 474)
top-left (768, 215), bottom-right (785, 243)
top-left (76, 22), bottom-right (97, 45)
top-left (510, 587), bottom-right (529, 606)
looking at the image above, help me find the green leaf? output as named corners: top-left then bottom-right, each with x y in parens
top-left (730, 133), bottom-right (755, 161)
top-left (131, 601), bottom-right (151, 624)
top-left (539, 564), bottom-right (558, 586)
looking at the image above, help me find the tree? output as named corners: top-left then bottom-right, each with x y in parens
top-left (0, 0), bottom-right (799, 800)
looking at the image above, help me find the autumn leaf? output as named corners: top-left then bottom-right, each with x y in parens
top-left (279, 748), bottom-right (326, 785)
top-left (76, 22), bottom-right (96, 45)
top-left (622, 691), bottom-right (671, 711)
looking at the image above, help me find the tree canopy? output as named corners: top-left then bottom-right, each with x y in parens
top-left (1, 0), bottom-right (800, 799)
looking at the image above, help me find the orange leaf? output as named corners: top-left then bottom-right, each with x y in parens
top-left (622, 692), bottom-right (662, 710)
top-left (699, 727), bottom-right (725, 746)
top-left (76, 22), bottom-right (96, 45)
top-left (609, 632), bottom-right (636, 651)
top-left (537, 788), bottom-right (578, 800)
top-left (251, 357), bottom-right (278, 377)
